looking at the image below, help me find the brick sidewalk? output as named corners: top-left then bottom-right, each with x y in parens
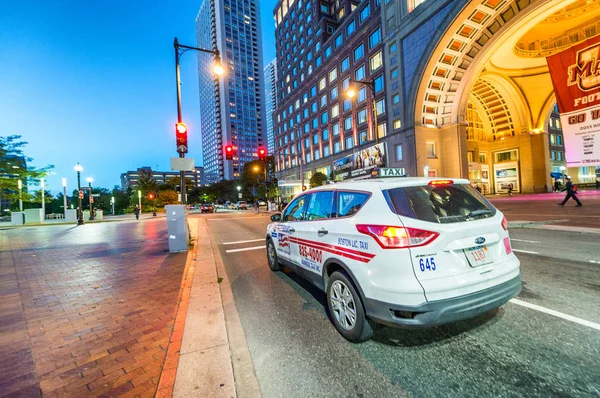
top-left (0, 219), bottom-right (187, 397)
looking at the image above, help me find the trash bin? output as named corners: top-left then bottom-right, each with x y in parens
top-left (11, 212), bottom-right (24, 225)
top-left (165, 205), bottom-right (188, 253)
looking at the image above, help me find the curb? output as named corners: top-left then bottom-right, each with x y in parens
top-left (508, 221), bottom-right (600, 234)
top-left (155, 218), bottom-right (199, 397)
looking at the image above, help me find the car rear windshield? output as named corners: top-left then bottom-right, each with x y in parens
top-left (385, 183), bottom-right (496, 224)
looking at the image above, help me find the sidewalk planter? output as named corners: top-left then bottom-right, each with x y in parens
top-left (24, 209), bottom-right (43, 224)
top-left (95, 210), bottom-right (103, 220)
top-left (65, 209), bottom-right (77, 223)
top-left (11, 212), bottom-right (25, 225)
top-left (83, 210), bottom-right (90, 221)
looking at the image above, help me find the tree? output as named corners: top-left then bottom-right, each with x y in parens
top-left (310, 172), bottom-right (328, 188)
top-left (156, 190), bottom-right (179, 208)
top-left (0, 135), bottom-right (53, 209)
top-left (135, 168), bottom-right (158, 195)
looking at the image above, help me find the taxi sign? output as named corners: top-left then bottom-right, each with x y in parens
top-left (375, 168), bottom-right (407, 177)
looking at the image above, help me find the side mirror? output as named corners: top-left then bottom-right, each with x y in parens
top-left (270, 213), bottom-right (282, 222)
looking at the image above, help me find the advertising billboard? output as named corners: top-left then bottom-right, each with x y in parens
top-left (333, 143), bottom-right (386, 180)
top-left (493, 162), bottom-right (519, 193)
top-left (546, 34), bottom-right (600, 167)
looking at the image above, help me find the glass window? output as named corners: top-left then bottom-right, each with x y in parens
top-left (338, 191), bottom-right (370, 217)
top-left (344, 116), bottom-right (353, 130)
top-left (305, 138), bottom-right (310, 148)
top-left (342, 77), bottom-right (351, 91)
top-left (355, 65), bottom-right (365, 81)
top-left (550, 134), bottom-right (556, 145)
top-left (357, 87), bottom-right (367, 103)
top-left (374, 75), bottom-right (384, 92)
top-left (393, 119), bottom-right (401, 129)
top-left (395, 144), bottom-right (403, 161)
top-left (319, 77), bottom-right (326, 91)
top-left (346, 20), bottom-right (355, 35)
top-left (345, 136), bottom-right (354, 149)
top-left (320, 95), bottom-right (327, 108)
top-left (389, 41), bottom-right (397, 53)
top-left (387, 184), bottom-right (495, 224)
top-left (325, 45), bottom-right (332, 58)
top-left (321, 112), bottom-right (328, 124)
top-left (322, 128), bottom-right (329, 140)
top-left (360, 4), bottom-right (370, 21)
top-left (312, 118), bottom-right (318, 128)
top-left (331, 104), bottom-right (339, 118)
top-left (357, 109), bottom-right (367, 124)
top-left (427, 142), bottom-right (436, 158)
top-left (316, 56), bottom-right (322, 67)
top-left (333, 123), bottom-right (340, 136)
top-left (282, 195), bottom-right (308, 221)
top-left (314, 149), bottom-right (320, 161)
top-left (335, 34), bottom-right (343, 48)
top-left (320, 2), bottom-right (329, 14)
top-left (313, 134), bottom-right (319, 145)
top-left (369, 28), bottom-right (381, 49)
top-left (311, 102), bottom-right (318, 113)
top-left (330, 86), bottom-right (338, 100)
top-left (306, 152), bottom-right (311, 163)
top-left (311, 85), bottom-right (317, 97)
top-left (329, 67), bottom-right (337, 82)
top-left (557, 135), bottom-right (562, 145)
top-left (370, 51), bottom-right (383, 71)
top-left (391, 68), bottom-right (399, 78)
top-left (393, 94), bottom-right (400, 104)
top-left (354, 44), bottom-right (364, 61)
top-left (324, 146), bottom-right (331, 157)
top-left (375, 99), bottom-right (385, 115)
top-left (377, 122), bottom-right (387, 138)
top-left (341, 56), bottom-right (350, 72)
top-left (334, 141), bottom-right (341, 153)
top-left (343, 98), bottom-right (352, 112)
top-left (359, 131), bottom-right (368, 145)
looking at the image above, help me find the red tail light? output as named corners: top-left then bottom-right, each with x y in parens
top-left (503, 237), bottom-right (512, 254)
top-left (356, 225), bottom-right (439, 249)
top-left (429, 179), bottom-right (453, 186)
top-left (501, 216), bottom-right (508, 230)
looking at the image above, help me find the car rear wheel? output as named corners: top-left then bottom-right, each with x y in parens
top-left (267, 239), bottom-right (281, 272)
top-left (327, 271), bottom-right (376, 343)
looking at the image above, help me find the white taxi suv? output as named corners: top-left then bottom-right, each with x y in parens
top-left (265, 178), bottom-right (521, 342)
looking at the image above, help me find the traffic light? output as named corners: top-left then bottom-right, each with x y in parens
top-left (258, 147), bottom-right (266, 161)
top-left (147, 193), bottom-right (155, 200)
top-left (302, 185), bottom-right (307, 191)
top-left (225, 145), bottom-right (235, 160)
top-left (175, 122), bottom-right (188, 154)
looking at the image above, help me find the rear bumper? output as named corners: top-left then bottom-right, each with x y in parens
top-left (364, 275), bottom-right (521, 328)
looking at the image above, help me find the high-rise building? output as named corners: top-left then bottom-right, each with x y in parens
top-left (264, 59), bottom-right (278, 154)
top-left (272, 0), bottom-right (386, 197)
top-left (196, 0), bottom-right (266, 184)
top-left (120, 167), bottom-right (205, 190)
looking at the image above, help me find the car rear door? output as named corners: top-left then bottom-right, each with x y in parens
top-left (386, 182), bottom-right (519, 301)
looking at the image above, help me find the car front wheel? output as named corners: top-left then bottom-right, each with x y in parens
top-left (327, 271), bottom-right (376, 343)
top-left (266, 239), bottom-right (281, 272)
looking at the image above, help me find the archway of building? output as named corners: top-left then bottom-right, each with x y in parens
top-left (412, 0), bottom-right (600, 193)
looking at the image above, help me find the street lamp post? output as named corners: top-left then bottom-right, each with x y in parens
top-left (40, 178), bottom-right (45, 222)
top-left (74, 163), bottom-right (84, 225)
top-left (346, 78), bottom-right (379, 144)
top-left (174, 37), bottom-right (224, 205)
top-left (62, 178), bottom-right (67, 217)
top-left (111, 196), bottom-right (115, 215)
top-left (86, 176), bottom-right (94, 220)
top-left (138, 190), bottom-right (142, 214)
top-left (17, 179), bottom-right (23, 211)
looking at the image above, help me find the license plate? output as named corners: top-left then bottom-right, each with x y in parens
top-left (464, 245), bottom-right (492, 267)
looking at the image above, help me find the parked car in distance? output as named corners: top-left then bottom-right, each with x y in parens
top-left (200, 203), bottom-right (214, 213)
top-left (235, 201), bottom-right (248, 210)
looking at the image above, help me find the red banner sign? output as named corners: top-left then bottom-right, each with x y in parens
top-left (547, 35), bottom-right (600, 166)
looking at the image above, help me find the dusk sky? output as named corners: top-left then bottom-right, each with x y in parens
top-left (0, 0), bottom-right (277, 193)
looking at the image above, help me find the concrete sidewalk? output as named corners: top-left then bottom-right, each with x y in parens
top-left (169, 217), bottom-right (261, 397)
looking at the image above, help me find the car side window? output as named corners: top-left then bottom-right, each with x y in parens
top-left (282, 196), bottom-right (308, 222)
top-left (305, 191), bottom-right (335, 220)
top-left (337, 191), bottom-right (370, 217)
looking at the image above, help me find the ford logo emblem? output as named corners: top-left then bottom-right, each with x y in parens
top-left (475, 237), bottom-right (486, 244)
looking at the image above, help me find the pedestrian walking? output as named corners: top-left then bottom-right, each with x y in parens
top-left (134, 205), bottom-right (140, 220)
top-left (254, 201), bottom-right (259, 214)
top-left (507, 185), bottom-right (513, 197)
top-left (553, 179), bottom-right (560, 193)
top-left (558, 177), bottom-right (582, 207)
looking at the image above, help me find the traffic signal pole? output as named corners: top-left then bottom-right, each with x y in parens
top-left (174, 38), bottom-right (186, 205)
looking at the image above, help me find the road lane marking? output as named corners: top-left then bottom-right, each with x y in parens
top-left (223, 239), bottom-right (264, 245)
top-left (513, 249), bottom-right (540, 254)
top-left (225, 246), bottom-right (265, 253)
top-left (511, 239), bottom-right (541, 243)
top-left (510, 299), bottom-right (600, 331)
top-left (590, 260), bottom-right (597, 263)
top-left (208, 216), bottom-right (268, 221)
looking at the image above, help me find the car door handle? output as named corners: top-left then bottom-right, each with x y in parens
top-left (318, 228), bottom-right (328, 235)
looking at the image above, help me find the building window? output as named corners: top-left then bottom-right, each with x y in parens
top-left (355, 65), bottom-right (365, 81)
top-left (479, 153), bottom-right (487, 164)
top-left (357, 87), bottom-right (367, 103)
top-left (427, 142), bottom-right (436, 158)
top-left (357, 109), bottom-right (367, 124)
top-left (391, 68), bottom-right (399, 79)
top-left (305, 138), bottom-right (310, 148)
top-left (342, 77), bottom-right (351, 91)
top-left (392, 94), bottom-right (400, 104)
top-left (346, 20), bottom-right (355, 36)
top-left (375, 99), bottom-right (385, 115)
top-left (369, 28), bottom-right (381, 49)
top-left (341, 56), bottom-right (350, 72)
top-left (330, 86), bottom-right (338, 100)
top-left (370, 51), bottom-right (383, 71)
top-left (389, 41), bottom-right (397, 53)
top-left (393, 119), bottom-right (401, 129)
top-left (344, 116), bottom-right (353, 131)
top-left (311, 85), bottom-right (317, 97)
top-left (313, 134), bottom-right (319, 145)
top-left (377, 122), bottom-right (387, 138)
top-left (319, 77), bottom-right (326, 91)
top-left (333, 123), bottom-right (340, 136)
top-left (343, 98), bottom-right (352, 112)
top-left (395, 144), bottom-right (403, 161)
top-left (325, 45), bottom-right (332, 58)
top-left (312, 118), bottom-right (318, 129)
top-left (374, 75), bottom-right (384, 92)
top-left (320, 95), bottom-right (327, 108)
top-left (306, 153), bottom-right (311, 163)
top-left (314, 149), bottom-right (320, 160)
top-left (345, 136), bottom-right (354, 149)
top-left (335, 34), bottom-right (343, 48)
top-left (360, 4), bottom-right (370, 21)
top-left (359, 131), bottom-right (368, 145)
top-left (331, 104), bottom-right (339, 119)
top-left (495, 149), bottom-right (518, 163)
top-left (322, 128), bottom-right (329, 141)
top-left (324, 145), bottom-right (331, 157)
top-left (557, 135), bottom-right (562, 146)
top-left (329, 67), bottom-right (338, 82)
top-left (334, 141), bottom-right (341, 153)
top-left (311, 102), bottom-right (318, 113)
top-left (321, 2), bottom-right (329, 13)
top-left (354, 43), bottom-right (364, 61)
top-left (315, 55), bottom-right (322, 67)
top-left (321, 112), bottom-right (328, 124)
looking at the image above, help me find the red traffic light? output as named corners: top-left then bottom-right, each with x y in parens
top-left (258, 147), bottom-right (266, 161)
top-left (176, 122), bottom-right (187, 134)
top-left (225, 145), bottom-right (235, 160)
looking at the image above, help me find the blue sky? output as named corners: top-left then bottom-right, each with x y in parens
top-left (0, 0), bottom-right (277, 193)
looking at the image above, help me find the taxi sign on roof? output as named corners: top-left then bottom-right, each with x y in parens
top-left (373, 167), bottom-right (407, 178)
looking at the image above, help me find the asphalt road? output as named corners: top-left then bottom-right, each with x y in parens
top-left (200, 212), bottom-right (600, 398)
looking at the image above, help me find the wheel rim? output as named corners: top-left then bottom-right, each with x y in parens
top-left (330, 280), bottom-right (357, 331)
top-left (267, 242), bottom-right (276, 267)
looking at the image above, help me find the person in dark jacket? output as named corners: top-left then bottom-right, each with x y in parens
top-left (558, 177), bottom-right (582, 207)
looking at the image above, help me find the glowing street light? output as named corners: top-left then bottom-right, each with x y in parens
top-left (62, 177), bottom-right (67, 216)
top-left (74, 162), bottom-right (84, 225)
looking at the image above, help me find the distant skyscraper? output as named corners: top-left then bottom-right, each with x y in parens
top-left (264, 59), bottom-right (278, 154)
top-left (196, 0), bottom-right (266, 183)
